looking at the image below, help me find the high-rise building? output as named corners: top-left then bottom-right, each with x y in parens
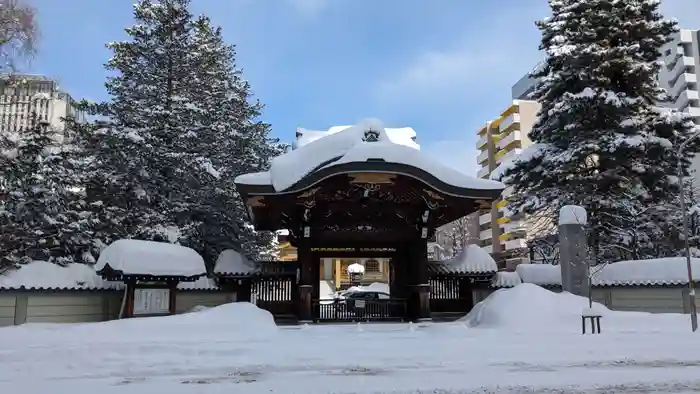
top-left (511, 61), bottom-right (544, 100)
top-left (0, 74), bottom-right (84, 135)
top-left (658, 29), bottom-right (700, 174)
top-left (476, 100), bottom-right (541, 266)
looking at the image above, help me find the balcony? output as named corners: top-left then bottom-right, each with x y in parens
top-left (480, 228), bottom-right (493, 240)
top-left (684, 106), bottom-right (700, 119)
top-left (667, 56), bottom-right (695, 81)
top-left (477, 149), bottom-right (489, 164)
top-left (675, 89), bottom-right (700, 109)
top-left (501, 186), bottom-right (514, 199)
top-left (503, 238), bottom-right (527, 251)
top-left (496, 131), bottom-right (523, 151)
top-left (496, 148), bottom-right (522, 165)
top-left (479, 213), bottom-right (491, 226)
top-left (502, 221), bottom-right (527, 235)
top-left (499, 113), bottom-right (521, 133)
top-left (477, 166), bottom-right (491, 179)
top-left (476, 135), bottom-right (488, 149)
top-left (668, 72), bottom-right (697, 98)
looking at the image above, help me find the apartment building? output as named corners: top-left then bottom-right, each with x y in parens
top-left (658, 28), bottom-right (700, 174)
top-left (0, 74), bottom-right (84, 134)
top-left (476, 100), bottom-right (541, 266)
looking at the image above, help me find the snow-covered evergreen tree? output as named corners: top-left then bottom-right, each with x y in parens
top-left (75, 0), bottom-right (285, 263)
top-left (177, 17), bottom-right (287, 262)
top-left (0, 115), bottom-right (95, 269)
top-left (496, 0), bottom-right (699, 262)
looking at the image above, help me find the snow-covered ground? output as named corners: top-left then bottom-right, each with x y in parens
top-left (3, 284), bottom-right (700, 394)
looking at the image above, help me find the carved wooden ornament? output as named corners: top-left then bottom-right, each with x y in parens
top-left (247, 196), bottom-right (266, 207)
top-left (348, 173), bottom-right (396, 185)
top-left (423, 189), bottom-right (444, 200)
top-left (298, 187), bottom-right (320, 199)
top-left (475, 199), bottom-right (492, 210)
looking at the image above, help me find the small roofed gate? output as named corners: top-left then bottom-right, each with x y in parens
top-left (234, 119), bottom-right (504, 323)
top-left (251, 262), bottom-right (297, 318)
top-left (428, 259), bottom-right (496, 320)
top-left (215, 261), bottom-right (298, 321)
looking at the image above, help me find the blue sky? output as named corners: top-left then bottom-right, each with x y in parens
top-left (27, 0), bottom-right (700, 175)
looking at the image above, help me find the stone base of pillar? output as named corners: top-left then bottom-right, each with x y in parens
top-left (298, 284), bottom-right (313, 322)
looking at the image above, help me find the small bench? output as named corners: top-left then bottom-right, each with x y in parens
top-left (581, 308), bottom-right (602, 334)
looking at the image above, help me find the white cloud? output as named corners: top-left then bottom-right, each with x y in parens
top-left (422, 140), bottom-right (479, 177)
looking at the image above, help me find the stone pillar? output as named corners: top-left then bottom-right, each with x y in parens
top-left (559, 205), bottom-right (589, 297)
top-left (297, 241), bottom-right (313, 323)
top-left (407, 241), bottom-right (432, 322)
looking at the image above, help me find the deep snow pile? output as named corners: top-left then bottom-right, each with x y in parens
top-left (5, 302), bottom-right (278, 342)
top-left (461, 283), bottom-right (686, 332)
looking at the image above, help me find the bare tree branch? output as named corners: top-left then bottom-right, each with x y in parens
top-left (0, 0), bottom-right (37, 75)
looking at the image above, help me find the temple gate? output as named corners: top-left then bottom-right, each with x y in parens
top-left (234, 119), bottom-right (504, 323)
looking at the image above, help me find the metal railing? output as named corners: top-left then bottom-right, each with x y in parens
top-left (314, 298), bottom-right (407, 322)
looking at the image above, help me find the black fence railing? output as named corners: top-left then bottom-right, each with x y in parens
top-left (314, 298), bottom-right (407, 323)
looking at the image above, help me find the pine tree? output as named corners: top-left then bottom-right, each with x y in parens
top-left (496, 0), bottom-right (699, 262)
top-left (0, 114), bottom-right (94, 269)
top-left (76, 0), bottom-right (286, 263)
top-left (174, 16), bottom-right (287, 262)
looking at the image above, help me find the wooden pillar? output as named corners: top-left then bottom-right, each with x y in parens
top-left (237, 279), bottom-right (252, 302)
top-left (458, 277), bottom-right (475, 313)
top-left (168, 281), bottom-right (178, 315)
top-left (297, 241), bottom-right (313, 323)
top-left (125, 282), bottom-right (136, 318)
top-left (334, 259), bottom-right (341, 290)
top-left (407, 240), bottom-right (431, 322)
top-left (311, 252), bottom-right (321, 320)
top-left (390, 247), bottom-right (410, 320)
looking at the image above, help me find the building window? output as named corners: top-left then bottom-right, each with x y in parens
top-left (365, 259), bottom-right (380, 272)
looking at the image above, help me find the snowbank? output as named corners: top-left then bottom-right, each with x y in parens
top-left (0, 261), bottom-right (119, 290)
top-left (73, 302), bottom-right (278, 339)
top-left (95, 239), bottom-right (206, 278)
top-left (559, 205), bottom-right (587, 225)
top-left (461, 283), bottom-right (608, 330)
top-left (213, 249), bottom-right (257, 275)
top-left (439, 245), bottom-right (498, 274)
top-left (593, 257), bottom-right (700, 286)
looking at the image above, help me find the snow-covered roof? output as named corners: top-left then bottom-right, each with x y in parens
top-left (493, 257), bottom-right (700, 289)
top-left (236, 118), bottom-right (505, 193)
top-left (0, 261), bottom-right (221, 292)
top-left (515, 263), bottom-right (561, 286)
top-left (0, 261), bottom-right (121, 291)
top-left (95, 239), bottom-right (206, 278)
top-left (213, 249), bottom-right (258, 275)
top-left (491, 271), bottom-right (522, 288)
top-left (592, 257), bottom-right (700, 286)
top-left (430, 245), bottom-right (499, 275)
top-left (176, 276), bottom-right (220, 291)
top-left (295, 125), bottom-right (419, 150)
